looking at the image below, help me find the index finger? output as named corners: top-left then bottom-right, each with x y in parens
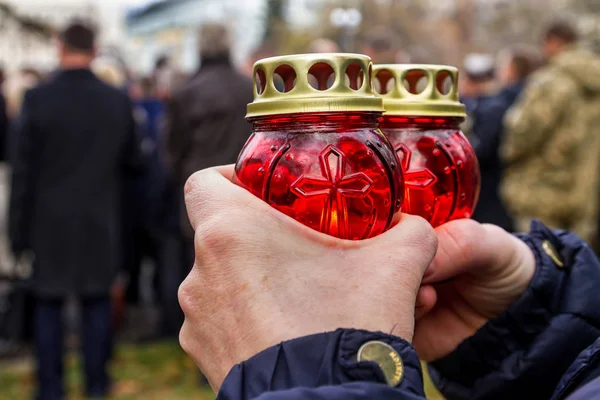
top-left (184, 165), bottom-right (258, 232)
top-left (215, 164), bottom-right (236, 182)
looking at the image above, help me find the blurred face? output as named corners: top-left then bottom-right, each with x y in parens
top-left (58, 41), bottom-right (96, 67)
top-left (543, 36), bottom-right (563, 60)
top-left (459, 77), bottom-right (478, 98)
top-left (360, 45), bottom-right (376, 61)
top-left (58, 41), bottom-right (67, 61)
top-left (128, 82), bottom-right (143, 101)
top-left (360, 45), bottom-right (397, 64)
top-left (498, 57), bottom-right (517, 87)
top-left (21, 72), bottom-right (40, 88)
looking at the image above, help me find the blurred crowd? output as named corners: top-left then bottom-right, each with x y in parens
top-left (0, 20), bottom-right (256, 399)
top-left (460, 20), bottom-right (600, 247)
top-left (0, 13), bottom-right (598, 400)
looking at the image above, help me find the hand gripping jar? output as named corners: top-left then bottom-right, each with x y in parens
top-left (234, 54), bottom-right (404, 240)
top-left (372, 65), bottom-right (480, 227)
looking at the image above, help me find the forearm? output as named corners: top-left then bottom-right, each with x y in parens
top-left (429, 221), bottom-right (600, 400)
top-left (218, 329), bottom-right (428, 400)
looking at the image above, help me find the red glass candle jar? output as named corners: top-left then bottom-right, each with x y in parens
top-left (373, 65), bottom-right (480, 227)
top-left (234, 54), bottom-right (404, 239)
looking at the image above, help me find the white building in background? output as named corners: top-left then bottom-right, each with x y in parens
top-left (0, 0), bottom-right (134, 72)
top-left (0, 6), bottom-right (52, 72)
top-left (7, 0), bottom-right (131, 45)
top-left (0, 0), bottom-right (95, 72)
top-left (284, 0), bottom-right (363, 30)
top-left (125, 0), bottom-right (266, 74)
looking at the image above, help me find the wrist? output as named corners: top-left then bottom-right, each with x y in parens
top-left (218, 329), bottom-right (426, 398)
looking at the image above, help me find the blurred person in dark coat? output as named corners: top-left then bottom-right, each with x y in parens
top-left (118, 77), bottom-right (165, 307)
top-left (164, 23), bottom-right (252, 339)
top-left (476, 46), bottom-right (541, 231)
top-left (0, 67), bottom-right (10, 277)
top-left (135, 78), bottom-right (183, 337)
top-left (128, 77), bottom-right (183, 338)
top-left (469, 48), bottom-right (540, 232)
top-left (459, 54), bottom-right (497, 118)
top-left (153, 55), bottom-right (176, 103)
top-left (0, 67), bottom-right (7, 162)
top-left (165, 22), bottom-right (253, 240)
top-left (460, 54), bottom-right (515, 231)
top-left (9, 21), bottom-right (142, 399)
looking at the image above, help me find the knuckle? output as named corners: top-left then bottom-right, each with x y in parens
top-left (197, 215), bottom-right (243, 253)
top-left (179, 322), bottom-right (193, 355)
top-left (184, 167), bottom-right (222, 196)
top-left (184, 172), bottom-right (202, 196)
top-left (404, 215), bottom-right (438, 250)
top-left (420, 220), bottom-right (438, 248)
top-left (184, 168), bottom-right (226, 212)
top-left (178, 277), bottom-right (198, 317)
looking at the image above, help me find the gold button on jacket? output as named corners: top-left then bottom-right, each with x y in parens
top-left (357, 341), bottom-right (404, 387)
top-left (542, 240), bottom-right (564, 268)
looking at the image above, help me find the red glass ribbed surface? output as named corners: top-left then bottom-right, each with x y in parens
top-left (380, 116), bottom-right (480, 227)
top-left (234, 113), bottom-right (404, 240)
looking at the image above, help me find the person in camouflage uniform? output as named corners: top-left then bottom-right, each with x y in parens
top-left (501, 20), bottom-right (600, 245)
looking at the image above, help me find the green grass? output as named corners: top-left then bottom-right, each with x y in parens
top-left (0, 342), bottom-right (444, 399)
top-left (0, 341), bottom-right (214, 400)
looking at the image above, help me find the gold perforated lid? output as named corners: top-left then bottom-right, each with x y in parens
top-left (247, 53), bottom-right (384, 118)
top-left (372, 64), bottom-right (466, 118)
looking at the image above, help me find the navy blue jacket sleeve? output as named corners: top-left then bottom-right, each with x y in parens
top-left (429, 220), bottom-right (600, 400)
top-left (555, 337), bottom-right (600, 399)
top-left (218, 329), bottom-right (428, 400)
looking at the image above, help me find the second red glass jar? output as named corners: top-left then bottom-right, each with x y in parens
top-left (373, 65), bottom-right (480, 227)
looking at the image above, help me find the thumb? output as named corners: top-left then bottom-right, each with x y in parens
top-left (423, 220), bottom-right (522, 284)
top-left (367, 214), bottom-right (438, 280)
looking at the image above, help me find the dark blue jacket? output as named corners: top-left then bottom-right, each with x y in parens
top-left (218, 221), bottom-right (600, 399)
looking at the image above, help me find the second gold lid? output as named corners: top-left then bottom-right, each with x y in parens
top-left (372, 64), bottom-right (466, 118)
top-left (247, 53), bottom-right (384, 119)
